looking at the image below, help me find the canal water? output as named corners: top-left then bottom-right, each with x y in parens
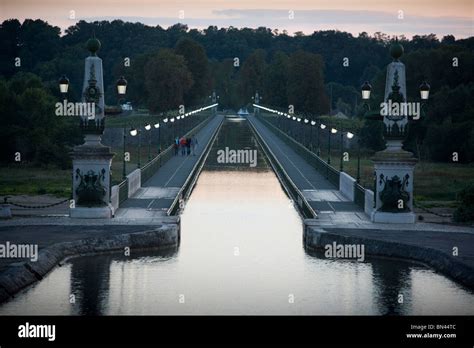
top-left (1, 118), bottom-right (473, 315)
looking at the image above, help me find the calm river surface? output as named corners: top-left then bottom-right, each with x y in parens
top-left (1, 118), bottom-right (473, 315)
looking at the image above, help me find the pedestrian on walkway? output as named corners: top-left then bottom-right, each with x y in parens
top-left (180, 136), bottom-right (187, 156)
top-left (191, 136), bottom-right (198, 156)
top-left (174, 137), bottom-right (179, 156)
top-left (186, 137), bottom-right (191, 155)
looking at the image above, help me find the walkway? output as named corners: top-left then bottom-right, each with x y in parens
top-left (115, 115), bottom-right (224, 221)
top-left (247, 115), bottom-right (368, 226)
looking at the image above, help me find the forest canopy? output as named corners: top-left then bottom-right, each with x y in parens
top-left (0, 19), bottom-right (473, 165)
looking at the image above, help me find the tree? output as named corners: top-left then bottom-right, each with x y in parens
top-left (175, 38), bottom-right (210, 105)
top-left (263, 51), bottom-right (289, 108)
top-left (238, 49), bottom-right (267, 104)
top-left (143, 49), bottom-right (194, 113)
top-left (0, 73), bottom-right (82, 167)
top-left (209, 59), bottom-right (240, 109)
top-left (287, 50), bottom-right (330, 115)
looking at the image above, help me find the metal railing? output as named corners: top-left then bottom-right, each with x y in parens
top-left (140, 115), bottom-right (214, 184)
top-left (113, 114), bottom-right (215, 207)
top-left (257, 114), bottom-right (341, 189)
top-left (248, 118), bottom-right (317, 219)
top-left (167, 117), bottom-right (224, 216)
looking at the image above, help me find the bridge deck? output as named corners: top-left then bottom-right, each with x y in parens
top-left (115, 115), bottom-right (224, 220)
top-left (248, 115), bottom-right (368, 225)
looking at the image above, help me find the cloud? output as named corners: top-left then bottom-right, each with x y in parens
top-left (211, 9), bottom-right (473, 35)
top-left (74, 8), bottom-right (473, 38)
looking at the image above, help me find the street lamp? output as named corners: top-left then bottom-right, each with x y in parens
top-left (361, 81), bottom-right (372, 100)
top-left (170, 117), bottom-right (176, 140)
top-left (328, 128), bottom-right (337, 165)
top-left (317, 123), bottom-right (326, 156)
top-left (129, 127), bottom-right (141, 168)
top-left (154, 123), bottom-right (161, 158)
top-left (116, 76), bottom-right (127, 95)
top-left (116, 76), bottom-right (127, 110)
top-left (361, 81), bottom-right (372, 113)
top-left (144, 124), bottom-right (152, 162)
top-left (310, 120), bottom-right (316, 151)
top-left (122, 127), bottom-right (127, 179)
top-left (340, 130), bottom-right (354, 172)
top-left (58, 75), bottom-right (69, 96)
top-left (419, 81), bottom-right (430, 100)
top-left (297, 118), bottom-right (302, 144)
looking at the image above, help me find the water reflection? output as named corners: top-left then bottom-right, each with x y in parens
top-left (70, 248), bottom-right (178, 315)
top-left (0, 119), bottom-right (473, 315)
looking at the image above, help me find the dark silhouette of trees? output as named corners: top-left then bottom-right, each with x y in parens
top-left (1, 18), bottom-right (473, 163)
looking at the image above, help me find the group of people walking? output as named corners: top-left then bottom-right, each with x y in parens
top-left (174, 135), bottom-right (198, 156)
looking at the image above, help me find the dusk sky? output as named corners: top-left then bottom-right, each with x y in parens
top-left (1, 0), bottom-right (473, 38)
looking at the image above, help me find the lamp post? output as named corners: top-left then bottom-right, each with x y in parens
top-left (163, 117), bottom-right (170, 145)
top-left (170, 117), bottom-right (175, 140)
top-left (145, 124), bottom-right (152, 162)
top-left (177, 115), bottom-right (182, 139)
top-left (328, 127), bottom-right (337, 164)
top-left (318, 123), bottom-right (326, 157)
top-left (154, 122), bottom-right (161, 153)
top-left (340, 130), bottom-right (354, 172)
top-left (303, 118), bottom-right (309, 147)
top-left (154, 122), bottom-right (161, 166)
top-left (297, 118), bottom-right (302, 144)
top-left (122, 127), bottom-right (127, 179)
top-left (310, 120), bottom-right (316, 151)
top-left (129, 127), bottom-right (141, 168)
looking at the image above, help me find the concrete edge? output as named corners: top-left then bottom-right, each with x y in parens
top-left (303, 227), bottom-right (474, 290)
top-left (0, 224), bottom-right (179, 304)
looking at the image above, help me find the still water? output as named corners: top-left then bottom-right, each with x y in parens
top-left (1, 119), bottom-right (473, 315)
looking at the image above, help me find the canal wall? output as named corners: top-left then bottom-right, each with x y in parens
top-left (0, 225), bottom-right (178, 304)
top-left (253, 115), bottom-right (374, 216)
top-left (247, 117), bottom-right (317, 219)
top-left (304, 227), bottom-right (474, 290)
top-left (111, 115), bottom-right (216, 212)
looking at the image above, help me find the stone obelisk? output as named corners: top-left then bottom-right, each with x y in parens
top-left (371, 41), bottom-right (418, 223)
top-left (70, 37), bottom-right (115, 218)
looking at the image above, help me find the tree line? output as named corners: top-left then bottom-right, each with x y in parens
top-left (0, 18), bottom-right (473, 166)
